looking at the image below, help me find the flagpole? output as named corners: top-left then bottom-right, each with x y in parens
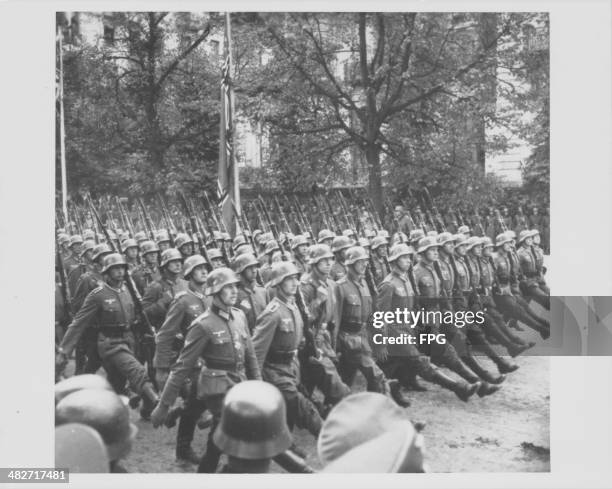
top-left (58, 24), bottom-right (68, 225)
top-left (226, 12), bottom-right (241, 222)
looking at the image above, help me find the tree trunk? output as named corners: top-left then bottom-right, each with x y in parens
top-left (365, 142), bottom-right (383, 217)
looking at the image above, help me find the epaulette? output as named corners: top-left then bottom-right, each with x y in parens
top-left (336, 276), bottom-right (348, 285)
top-left (191, 310), bottom-right (210, 326)
top-left (175, 291), bottom-right (188, 299)
top-left (266, 300), bottom-right (280, 313)
top-left (91, 286), bottom-right (103, 294)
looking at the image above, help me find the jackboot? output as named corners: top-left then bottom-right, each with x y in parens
top-left (139, 382), bottom-right (159, 421)
top-left (461, 355), bottom-right (506, 384)
top-left (477, 381), bottom-right (501, 397)
top-left (388, 379), bottom-right (411, 407)
top-left (431, 370), bottom-right (480, 402)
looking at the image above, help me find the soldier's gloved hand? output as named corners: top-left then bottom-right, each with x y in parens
top-left (151, 402), bottom-right (170, 428)
top-left (155, 368), bottom-right (170, 389)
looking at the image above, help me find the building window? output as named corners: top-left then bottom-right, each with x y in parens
top-left (103, 25), bottom-right (115, 45)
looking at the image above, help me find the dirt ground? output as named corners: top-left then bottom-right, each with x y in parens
top-left (63, 306), bottom-right (550, 473)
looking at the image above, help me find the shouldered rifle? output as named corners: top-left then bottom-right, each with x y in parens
top-left (494, 209), bottom-right (508, 233)
top-left (178, 192), bottom-right (212, 266)
top-left (320, 194), bottom-right (342, 234)
top-left (203, 191), bottom-right (224, 234)
top-left (423, 187), bottom-right (447, 232)
top-left (472, 207), bottom-right (486, 237)
top-left (272, 196), bottom-right (292, 235)
top-left (56, 240), bottom-right (72, 320)
top-left (156, 193), bottom-right (176, 247)
top-left (137, 198), bottom-right (156, 241)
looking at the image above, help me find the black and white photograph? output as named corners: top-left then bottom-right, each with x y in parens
top-left (50, 10), bottom-right (557, 475)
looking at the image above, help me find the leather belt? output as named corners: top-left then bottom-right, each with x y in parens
top-left (267, 350), bottom-right (297, 364)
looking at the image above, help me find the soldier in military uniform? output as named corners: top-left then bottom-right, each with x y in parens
top-left (370, 236), bottom-right (390, 286)
top-left (132, 240), bottom-right (161, 295)
top-left (517, 230), bottom-right (550, 310)
top-left (63, 235), bottom-right (84, 293)
top-left (154, 254), bottom-right (212, 464)
top-left (151, 267), bottom-right (261, 473)
top-left (317, 229), bottom-right (335, 248)
top-left (142, 248), bottom-right (188, 330)
top-left (394, 205), bottom-right (414, 235)
top-left (71, 243), bottom-right (113, 375)
top-left (531, 229), bottom-right (549, 294)
top-left (122, 238), bottom-right (140, 272)
top-left (156, 230), bottom-right (172, 252)
top-left (333, 246), bottom-right (389, 396)
top-left (67, 240), bottom-right (95, 297)
top-left (330, 235), bottom-right (354, 282)
top-left (175, 233), bottom-right (195, 260)
top-left (375, 243), bottom-right (480, 402)
top-left (232, 253), bottom-right (269, 333)
top-left (260, 239), bottom-right (280, 284)
top-left (412, 237), bottom-right (497, 397)
top-left (56, 253), bottom-right (160, 419)
top-left (251, 262), bottom-right (324, 439)
top-left (299, 244), bottom-right (351, 411)
top-left (291, 234), bottom-right (310, 276)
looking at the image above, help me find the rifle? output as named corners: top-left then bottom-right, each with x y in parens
top-left (495, 209), bottom-right (508, 233)
top-left (360, 189), bottom-right (382, 232)
top-left (69, 201), bottom-right (84, 236)
top-left (156, 193), bottom-right (176, 247)
top-left (137, 198), bottom-right (156, 241)
top-left (385, 197), bottom-right (401, 234)
top-left (178, 192), bottom-right (212, 267)
top-left (472, 207), bottom-right (486, 237)
top-left (422, 187), bottom-right (447, 233)
top-left (273, 195), bottom-right (293, 235)
top-left (55, 240), bottom-right (72, 320)
top-left (87, 196), bottom-right (157, 387)
top-left (319, 194), bottom-right (341, 234)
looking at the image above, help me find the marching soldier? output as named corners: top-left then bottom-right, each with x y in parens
top-left (63, 235), bottom-right (84, 289)
top-left (175, 233), bottom-right (195, 260)
top-left (122, 238), bottom-right (140, 272)
top-left (154, 254), bottom-right (211, 464)
top-left (67, 240), bottom-right (95, 296)
top-left (151, 267), bottom-right (261, 473)
top-left (71, 243), bottom-right (113, 375)
top-left (317, 229), bottom-right (335, 248)
top-left (370, 235), bottom-right (390, 285)
top-left (207, 247), bottom-right (226, 269)
top-left (142, 248), bottom-right (188, 330)
top-left (56, 253), bottom-right (160, 419)
top-left (156, 230), bottom-right (172, 252)
top-left (232, 253), bottom-right (269, 333)
top-left (330, 235), bottom-right (354, 282)
top-left (531, 229), bottom-right (549, 294)
top-left (375, 243), bottom-right (480, 402)
top-left (517, 230), bottom-right (550, 310)
top-left (251, 262), bottom-right (324, 439)
top-left (132, 240), bottom-right (161, 295)
top-left (260, 240), bottom-right (280, 283)
top-left (299, 244), bottom-right (351, 411)
top-left (394, 205), bottom-right (415, 235)
top-left (291, 234), bottom-right (310, 275)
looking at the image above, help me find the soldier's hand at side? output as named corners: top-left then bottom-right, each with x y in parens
top-left (155, 368), bottom-right (170, 389)
top-left (151, 403), bottom-right (169, 428)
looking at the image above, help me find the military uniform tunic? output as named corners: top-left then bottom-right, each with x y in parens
top-left (142, 276), bottom-right (188, 330)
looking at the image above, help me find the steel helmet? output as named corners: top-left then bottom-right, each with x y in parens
top-left (207, 248), bottom-right (224, 261)
top-left (307, 244), bottom-right (334, 265)
top-left (377, 230), bottom-right (390, 240)
top-left (140, 240), bottom-right (159, 255)
top-left (505, 230), bottom-right (516, 240)
top-left (331, 236), bottom-right (354, 254)
top-left (388, 243), bottom-right (415, 262)
top-left (121, 238), bottom-right (138, 253)
top-left (118, 232), bottom-right (129, 243)
top-left (155, 230), bottom-right (170, 244)
top-left (465, 236), bottom-right (483, 251)
top-left (342, 229), bottom-right (356, 238)
top-left (58, 233), bottom-right (70, 246)
top-left (204, 267), bottom-right (240, 295)
top-left (235, 245), bottom-right (255, 257)
top-left (437, 232), bottom-right (455, 246)
top-left (160, 248), bottom-right (183, 268)
top-left (92, 243), bottom-right (112, 262)
top-left (345, 246), bottom-right (369, 265)
top-left (80, 240), bottom-right (96, 258)
top-left (370, 236), bottom-right (388, 251)
top-left (54, 374), bottom-right (113, 406)
top-left (453, 234), bottom-right (469, 248)
top-left (427, 231), bottom-right (438, 238)
top-left (69, 235), bottom-right (84, 247)
top-left (517, 229), bottom-right (536, 245)
top-left (134, 231), bottom-right (147, 243)
top-left (269, 261), bottom-right (300, 287)
top-left (232, 253), bottom-right (260, 274)
top-left (222, 232), bottom-right (231, 242)
top-left (183, 254), bottom-right (210, 279)
top-left (481, 236), bottom-right (494, 248)
top-left (55, 389), bottom-right (137, 462)
top-left (264, 240), bottom-right (280, 255)
top-left (82, 229), bottom-right (95, 241)
top-left (101, 253), bottom-right (127, 273)
top-left (530, 228), bottom-right (540, 237)
top-left (233, 234), bottom-right (249, 251)
top-left (175, 233), bottom-right (194, 249)
top-left (457, 225), bottom-right (471, 235)
top-left (365, 229), bottom-right (377, 239)
top-left (291, 234), bottom-right (309, 249)
top-left (252, 229), bottom-right (263, 242)
top-left (495, 233), bottom-right (513, 248)
top-left (317, 229), bottom-right (334, 243)
top-left (409, 229), bottom-right (425, 244)
top-left (417, 237), bottom-right (438, 254)
top-left (213, 381), bottom-right (292, 459)
top-left (358, 237), bottom-right (371, 248)
top-left (391, 232), bottom-right (408, 246)
top-left (55, 423), bottom-right (110, 473)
